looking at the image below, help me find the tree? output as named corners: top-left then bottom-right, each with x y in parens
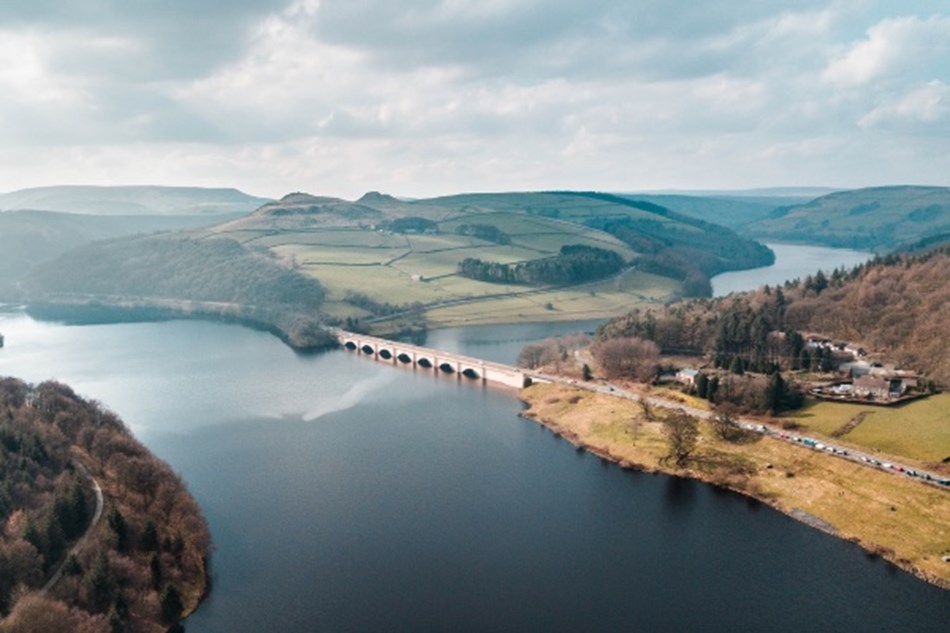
top-left (139, 520), bottom-right (159, 552)
top-left (160, 584), bottom-right (183, 624)
top-left (581, 363), bottom-right (593, 381)
top-left (729, 355), bottom-right (744, 375)
top-left (107, 508), bottom-right (128, 553)
top-left (663, 410), bottom-right (699, 466)
top-left (705, 375), bottom-right (719, 403)
top-left (712, 403), bottom-right (741, 441)
top-left (592, 337), bottom-right (660, 381)
top-left (695, 372), bottom-right (709, 399)
top-left (765, 372), bottom-right (786, 415)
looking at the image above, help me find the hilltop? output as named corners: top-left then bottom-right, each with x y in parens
top-left (745, 185), bottom-right (950, 250)
top-left (0, 185), bottom-right (271, 216)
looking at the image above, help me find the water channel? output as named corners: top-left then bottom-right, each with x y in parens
top-left (1, 244), bottom-right (946, 632)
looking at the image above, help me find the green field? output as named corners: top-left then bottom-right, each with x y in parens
top-left (189, 190), bottom-right (781, 329)
top-left (783, 393), bottom-right (950, 464)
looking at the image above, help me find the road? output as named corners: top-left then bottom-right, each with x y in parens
top-left (40, 461), bottom-right (105, 594)
top-left (528, 371), bottom-right (950, 491)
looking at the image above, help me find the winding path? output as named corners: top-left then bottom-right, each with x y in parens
top-left (40, 461), bottom-right (104, 595)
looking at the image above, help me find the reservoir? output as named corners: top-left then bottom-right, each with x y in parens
top-left (0, 239), bottom-right (950, 633)
top-left (711, 243), bottom-right (873, 297)
top-left (0, 310), bottom-right (947, 632)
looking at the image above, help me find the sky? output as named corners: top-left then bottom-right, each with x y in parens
top-left (0, 0), bottom-right (947, 199)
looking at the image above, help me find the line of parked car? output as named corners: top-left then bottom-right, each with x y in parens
top-left (740, 423), bottom-right (950, 488)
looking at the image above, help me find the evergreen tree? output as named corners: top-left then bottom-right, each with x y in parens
top-left (695, 372), bottom-right (709, 399)
top-left (160, 584), bottom-right (184, 624)
top-left (140, 520), bottom-right (160, 552)
top-left (108, 507), bottom-right (129, 553)
top-left (766, 372), bottom-right (786, 415)
top-left (729, 355), bottom-right (744, 375)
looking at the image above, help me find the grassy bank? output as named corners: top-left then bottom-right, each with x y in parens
top-left (782, 394), bottom-right (950, 464)
top-left (521, 382), bottom-right (950, 589)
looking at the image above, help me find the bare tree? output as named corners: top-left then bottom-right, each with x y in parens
top-left (592, 337), bottom-right (660, 381)
top-left (712, 402), bottom-right (741, 441)
top-left (663, 410), bottom-right (699, 466)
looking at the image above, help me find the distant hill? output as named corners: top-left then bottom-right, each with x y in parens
top-left (745, 185), bottom-right (950, 250)
top-left (615, 194), bottom-right (795, 229)
top-left (0, 210), bottom-right (243, 297)
top-left (0, 185), bottom-right (271, 216)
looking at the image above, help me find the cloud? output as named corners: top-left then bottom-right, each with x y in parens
top-left (822, 14), bottom-right (950, 87)
top-left (859, 80), bottom-right (950, 129)
top-left (0, 1), bottom-right (948, 196)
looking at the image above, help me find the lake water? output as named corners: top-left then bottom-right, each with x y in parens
top-left (711, 243), bottom-right (873, 297)
top-left (0, 311), bottom-right (947, 632)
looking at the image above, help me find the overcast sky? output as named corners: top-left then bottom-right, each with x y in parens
top-left (0, 0), bottom-right (947, 199)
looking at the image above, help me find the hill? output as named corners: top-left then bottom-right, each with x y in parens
top-left (0, 211), bottom-right (242, 297)
top-left (745, 186), bottom-right (950, 250)
top-left (18, 189), bottom-right (775, 332)
top-left (200, 190), bottom-right (773, 326)
top-left (617, 193), bottom-right (816, 229)
top-left (0, 185), bottom-right (271, 216)
top-left (598, 247), bottom-right (950, 385)
top-left (0, 377), bottom-right (211, 632)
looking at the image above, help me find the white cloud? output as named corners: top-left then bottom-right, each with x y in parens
top-left (859, 80), bottom-right (949, 128)
top-left (822, 14), bottom-right (950, 87)
top-left (0, 1), bottom-right (948, 196)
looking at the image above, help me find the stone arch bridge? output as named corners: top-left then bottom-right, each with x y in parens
top-left (334, 330), bottom-right (531, 389)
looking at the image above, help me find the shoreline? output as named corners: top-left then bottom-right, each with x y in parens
top-left (518, 383), bottom-right (950, 592)
top-left (22, 297), bottom-right (338, 352)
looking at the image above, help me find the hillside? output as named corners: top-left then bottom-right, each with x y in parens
top-left (598, 247), bottom-right (950, 385)
top-left (617, 193), bottom-right (811, 229)
top-left (0, 185), bottom-right (271, 216)
top-left (0, 378), bottom-right (210, 632)
top-left (746, 186), bottom-right (950, 250)
top-left (202, 190), bottom-right (774, 325)
top-left (18, 189), bottom-right (776, 331)
top-left (0, 211), bottom-right (242, 297)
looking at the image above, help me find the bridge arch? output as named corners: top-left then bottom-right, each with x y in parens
top-left (461, 368), bottom-right (480, 379)
top-left (360, 344), bottom-right (375, 355)
top-left (438, 362), bottom-right (455, 374)
top-left (378, 349), bottom-right (393, 360)
top-left (344, 341), bottom-right (357, 350)
top-left (397, 353), bottom-right (412, 364)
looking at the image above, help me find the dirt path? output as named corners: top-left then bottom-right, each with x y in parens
top-left (40, 461), bottom-right (104, 595)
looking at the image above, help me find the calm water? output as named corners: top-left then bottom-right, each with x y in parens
top-left (0, 312), bottom-right (946, 632)
top-left (711, 243), bottom-right (873, 297)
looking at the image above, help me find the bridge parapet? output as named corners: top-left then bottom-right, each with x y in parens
top-left (334, 329), bottom-right (526, 389)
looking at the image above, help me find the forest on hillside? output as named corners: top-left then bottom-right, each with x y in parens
top-left (457, 245), bottom-right (626, 285)
top-left (24, 236), bottom-right (325, 313)
top-left (572, 193), bottom-right (774, 296)
top-left (596, 247), bottom-right (950, 385)
top-left (0, 378), bottom-right (210, 633)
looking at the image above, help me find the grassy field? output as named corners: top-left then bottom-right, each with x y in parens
top-left (195, 190), bottom-right (790, 328)
top-left (783, 394), bottom-right (950, 464)
top-left (522, 383), bottom-right (950, 588)
top-left (422, 270), bottom-right (678, 327)
top-left (204, 204), bottom-right (666, 327)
